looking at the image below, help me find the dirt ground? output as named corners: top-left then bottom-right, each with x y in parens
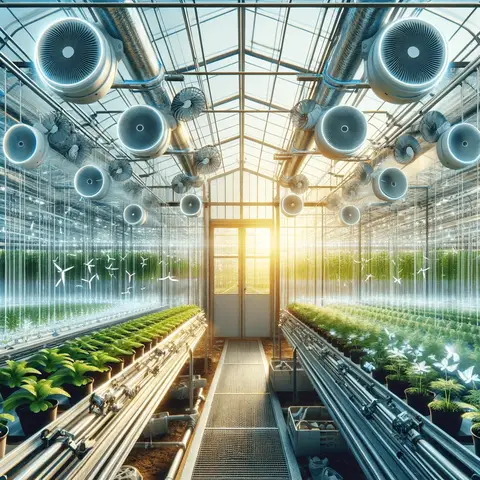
top-left (125, 336), bottom-right (224, 480)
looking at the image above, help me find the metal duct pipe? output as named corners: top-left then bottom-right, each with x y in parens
top-left (91, 1), bottom-right (195, 175)
top-left (280, 0), bottom-right (396, 179)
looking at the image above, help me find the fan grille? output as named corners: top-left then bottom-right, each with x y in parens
top-left (291, 100), bottom-right (322, 130)
top-left (394, 134), bottom-right (421, 164)
top-left (289, 174), bottom-right (309, 194)
top-left (381, 20), bottom-right (446, 85)
top-left (171, 87), bottom-right (206, 121)
top-left (419, 111), bottom-right (450, 143)
top-left (449, 124), bottom-right (480, 163)
top-left (322, 106), bottom-right (366, 150)
top-left (108, 158), bottom-right (133, 182)
top-left (5, 126), bottom-right (37, 163)
top-left (37, 20), bottom-right (101, 85)
top-left (171, 173), bottom-right (192, 194)
top-left (195, 146), bottom-right (222, 174)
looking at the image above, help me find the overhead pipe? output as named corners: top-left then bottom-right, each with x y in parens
top-left (280, 0), bottom-right (397, 179)
top-left (91, 0), bottom-right (196, 176)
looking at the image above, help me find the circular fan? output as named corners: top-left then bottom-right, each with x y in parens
top-left (194, 145), bottom-right (222, 174)
top-left (342, 183), bottom-right (359, 202)
top-left (290, 100), bottom-right (323, 130)
top-left (171, 87), bottom-right (206, 122)
top-left (289, 174), bottom-right (309, 194)
top-left (108, 158), bottom-right (133, 181)
top-left (188, 176), bottom-right (205, 188)
top-left (123, 180), bottom-right (142, 197)
top-left (394, 134), bottom-right (421, 165)
top-left (419, 110), bottom-right (450, 143)
top-left (68, 135), bottom-right (92, 166)
top-left (171, 173), bottom-right (192, 194)
top-left (355, 162), bottom-right (374, 185)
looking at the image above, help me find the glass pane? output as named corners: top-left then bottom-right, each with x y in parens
top-left (245, 228), bottom-right (270, 257)
top-left (214, 228), bottom-right (238, 257)
top-left (245, 258), bottom-right (270, 294)
top-left (214, 258), bottom-right (238, 294)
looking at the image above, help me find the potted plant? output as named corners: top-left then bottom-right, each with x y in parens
top-left (49, 361), bottom-right (101, 405)
top-left (29, 348), bottom-right (73, 377)
top-left (405, 361), bottom-right (437, 415)
top-left (87, 352), bottom-right (121, 387)
top-left (2, 379), bottom-right (70, 437)
top-left (385, 347), bottom-right (410, 398)
top-left (0, 360), bottom-right (41, 399)
top-left (0, 413), bottom-right (14, 458)
top-left (113, 339), bottom-right (143, 365)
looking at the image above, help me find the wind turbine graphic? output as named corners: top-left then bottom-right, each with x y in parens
top-left (53, 262), bottom-right (74, 288)
top-left (84, 259), bottom-right (95, 274)
top-left (157, 272), bottom-right (179, 283)
top-left (417, 267), bottom-right (430, 279)
top-left (81, 274), bottom-right (99, 290)
top-left (140, 256), bottom-right (148, 268)
top-left (126, 271), bottom-right (136, 283)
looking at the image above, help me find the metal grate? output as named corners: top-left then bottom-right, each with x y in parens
top-left (224, 341), bottom-right (262, 364)
top-left (216, 364), bottom-right (268, 393)
top-left (207, 394), bottom-right (276, 428)
top-left (191, 429), bottom-right (291, 480)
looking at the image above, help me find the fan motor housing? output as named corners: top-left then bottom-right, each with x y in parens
top-left (3, 124), bottom-right (49, 169)
top-left (123, 204), bottom-right (148, 226)
top-left (35, 18), bottom-right (121, 104)
top-left (367, 18), bottom-right (448, 104)
top-left (372, 167), bottom-right (408, 201)
top-left (437, 123), bottom-right (480, 170)
top-left (339, 205), bottom-right (361, 226)
top-left (117, 105), bottom-right (171, 158)
top-left (180, 194), bottom-right (203, 217)
top-left (314, 106), bottom-right (368, 160)
top-left (74, 165), bottom-right (111, 200)
top-left (281, 194), bottom-right (304, 217)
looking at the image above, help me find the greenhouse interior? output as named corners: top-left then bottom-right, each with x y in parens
top-left (0, 0), bottom-right (480, 479)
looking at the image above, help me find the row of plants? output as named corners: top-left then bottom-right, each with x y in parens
top-left (287, 303), bottom-right (480, 455)
top-left (0, 305), bottom-right (200, 451)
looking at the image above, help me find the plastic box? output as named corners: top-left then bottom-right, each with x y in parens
top-left (269, 360), bottom-right (313, 392)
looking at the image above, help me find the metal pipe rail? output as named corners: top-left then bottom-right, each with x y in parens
top-left (0, 313), bottom-right (207, 480)
top-left (280, 310), bottom-right (480, 480)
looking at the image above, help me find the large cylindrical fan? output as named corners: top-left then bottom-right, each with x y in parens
top-left (314, 106), bottom-right (367, 160)
top-left (35, 18), bottom-right (119, 104)
top-left (180, 194), bottom-right (203, 217)
top-left (342, 184), bottom-right (359, 202)
top-left (394, 134), bottom-right (421, 165)
top-left (288, 174), bottom-right (309, 195)
top-left (171, 87), bottom-right (206, 122)
top-left (367, 19), bottom-right (448, 104)
top-left (171, 173), bottom-right (192, 194)
top-left (3, 124), bottom-right (49, 169)
top-left (108, 158), bottom-right (133, 181)
top-left (355, 162), bottom-right (374, 185)
top-left (339, 205), bottom-right (361, 226)
top-left (194, 145), bottom-right (222, 174)
top-left (437, 123), bottom-right (480, 170)
top-left (123, 204), bottom-right (147, 226)
top-left (281, 194), bottom-right (304, 217)
top-left (291, 100), bottom-right (323, 130)
top-left (74, 165), bottom-right (111, 200)
top-left (372, 167), bottom-right (408, 201)
top-left (117, 105), bottom-right (171, 158)
top-left (419, 111), bottom-right (450, 143)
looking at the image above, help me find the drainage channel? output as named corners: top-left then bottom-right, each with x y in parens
top-left (180, 339), bottom-right (301, 480)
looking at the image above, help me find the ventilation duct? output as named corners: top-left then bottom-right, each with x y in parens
top-left (281, 194), bottom-right (304, 217)
top-left (108, 158), bottom-right (133, 182)
top-left (123, 204), bottom-right (147, 226)
top-left (3, 124), bottom-right (49, 169)
top-left (366, 18), bottom-right (448, 104)
top-left (74, 164), bottom-right (111, 200)
top-left (437, 123), bottom-right (480, 170)
top-left (419, 110), bottom-right (450, 143)
top-left (291, 100), bottom-right (323, 130)
top-left (194, 145), bottom-right (222, 175)
top-left (314, 106), bottom-right (367, 160)
top-left (339, 205), bottom-right (361, 226)
top-left (34, 18), bottom-right (122, 104)
top-left (393, 134), bottom-right (421, 165)
top-left (171, 174), bottom-right (193, 194)
top-left (371, 167), bottom-right (408, 201)
top-left (180, 194), bottom-right (202, 217)
top-left (171, 87), bottom-right (206, 122)
top-left (117, 105), bottom-right (171, 158)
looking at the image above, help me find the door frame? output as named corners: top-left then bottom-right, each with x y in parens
top-left (209, 219), bottom-right (275, 338)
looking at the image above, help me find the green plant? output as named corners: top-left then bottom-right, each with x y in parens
top-left (87, 352), bottom-right (121, 372)
top-left (463, 390), bottom-right (480, 408)
top-left (50, 361), bottom-right (102, 387)
top-left (0, 360), bottom-right (40, 388)
top-left (2, 379), bottom-right (70, 413)
top-left (0, 413), bottom-right (14, 427)
top-left (29, 348), bottom-right (73, 374)
top-left (429, 379), bottom-right (466, 412)
top-left (385, 348), bottom-right (409, 381)
top-left (406, 361), bottom-right (438, 395)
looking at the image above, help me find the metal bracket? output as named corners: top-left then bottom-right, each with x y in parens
top-left (53, 429), bottom-right (95, 458)
top-left (392, 412), bottom-right (423, 445)
top-left (89, 391), bottom-right (121, 416)
top-left (361, 399), bottom-right (378, 419)
top-left (123, 385), bottom-right (140, 399)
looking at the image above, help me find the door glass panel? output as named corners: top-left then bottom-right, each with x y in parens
top-left (214, 228), bottom-right (238, 256)
top-left (245, 228), bottom-right (270, 294)
top-left (245, 228), bottom-right (270, 257)
top-left (214, 258), bottom-right (239, 294)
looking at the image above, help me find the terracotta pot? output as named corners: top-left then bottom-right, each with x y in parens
top-left (17, 400), bottom-right (58, 437)
top-left (65, 379), bottom-right (94, 405)
top-left (405, 389), bottom-right (434, 416)
top-left (386, 378), bottom-right (409, 399)
top-left (121, 353), bottom-right (135, 367)
top-left (349, 349), bottom-right (364, 364)
top-left (429, 407), bottom-right (463, 437)
top-left (108, 360), bottom-right (124, 376)
top-left (143, 341), bottom-right (152, 353)
top-left (0, 385), bottom-right (17, 400)
top-left (134, 346), bottom-right (145, 358)
top-left (471, 426), bottom-right (480, 457)
top-left (372, 368), bottom-right (388, 385)
top-left (90, 367), bottom-right (112, 388)
top-left (0, 425), bottom-right (8, 459)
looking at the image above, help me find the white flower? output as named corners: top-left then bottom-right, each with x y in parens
top-left (329, 329), bottom-right (336, 337)
top-left (413, 348), bottom-right (424, 359)
top-left (364, 362), bottom-right (375, 372)
top-left (445, 345), bottom-right (460, 363)
top-left (387, 347), bottom-right (407, 359)
top-left (458, 366), bottom-right (479, 386)
top-left (428, 354), bottom-right (437, 361)
top-left (434, 358), bottom-right (458, 373)
top-left (364, 348), bottom-right (376, 356)
top-left (412, 361), bottom-right (431, 375)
